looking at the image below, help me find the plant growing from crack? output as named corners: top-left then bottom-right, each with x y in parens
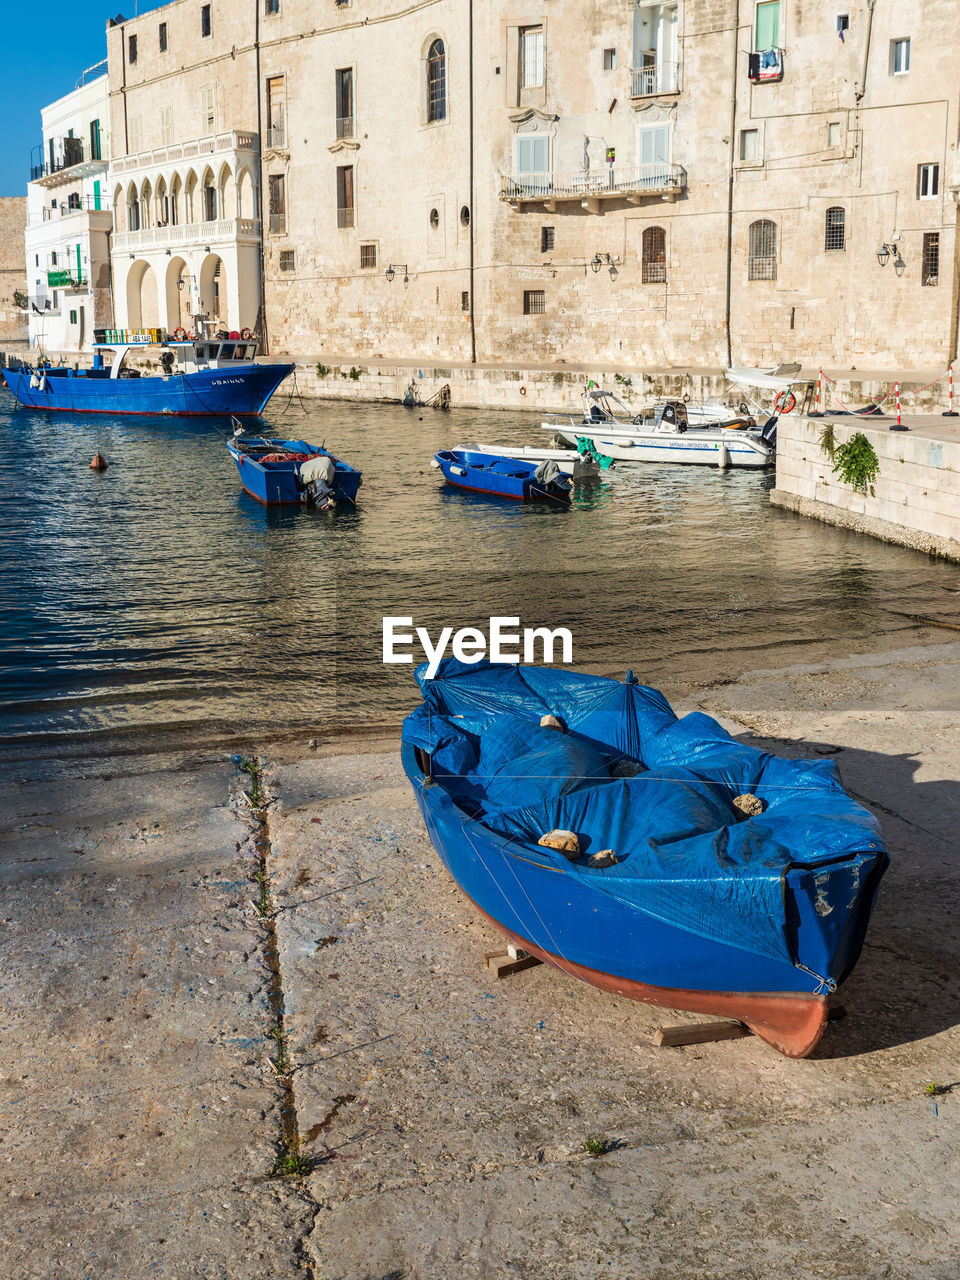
top-left (252, 868), bottom-right (270, 918)
top-left (235, 754), bottom-right (264, 808)
top-left (584, 1137), bottom-right (608, 1157)
top-left (818, 423), bottom-right (837, 459)
top-left (832, 431), bottom-right (879, 493)
top-left (269, 1025), bottom-right (289, 1076)
top-left (315, 362), bottom-right (329, 378)
top-left (268, 1134), bottom-right (318, 1179)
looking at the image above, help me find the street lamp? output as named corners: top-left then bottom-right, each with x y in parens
top-left (385, 263), bottom-right (408, 284)
top-left (590, 252), bottom-right (621, 277)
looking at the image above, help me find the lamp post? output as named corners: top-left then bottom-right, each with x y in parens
top-left (590, 252), bottom-right (621, 277)
top-left (384, 263), bottom-right (408, 284)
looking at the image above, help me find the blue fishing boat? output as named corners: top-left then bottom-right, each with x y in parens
top-left (401, 660), bottom-right (888, 1057)
top-left (1, 338), bottom-right (293, 417)
top-left (226, 433), bottom-right (362, 508)
top-left (431, 448), bottom-right (571, 502)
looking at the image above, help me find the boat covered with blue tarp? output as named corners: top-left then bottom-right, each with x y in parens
top-left (226, 435), bottom-right (362, 507)
top-left (401, 660), bottom-right (888, 1057)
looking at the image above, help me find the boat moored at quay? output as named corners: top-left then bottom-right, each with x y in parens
top-left (0, 335), bottom-right (294, 417)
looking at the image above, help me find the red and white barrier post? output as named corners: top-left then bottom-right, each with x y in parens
top-left (809, 368), bottom-right (824, 417)
top-left (890, 379), bottom-right (908, 431)
top-left (943, 363), bottom-right (958, 417)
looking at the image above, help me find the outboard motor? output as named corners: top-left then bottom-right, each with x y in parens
top-left (299, 454), bottom-right (338, 509)
top-left (760, 414), bottom-right (778, 448)
top-left (533, 459), bottom-right (561, 486)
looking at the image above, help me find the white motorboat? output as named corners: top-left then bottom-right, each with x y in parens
top-left (453, 441), bottom-right (603, 479)
top-left (542, 387), bottom-right (776, 469)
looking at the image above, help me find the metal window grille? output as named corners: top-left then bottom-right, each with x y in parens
top-left (540, 225), bottom-right (555, 252)
top-left (337, 165), bottom-right (354, 228)
top-left (824, 206), bottom-right (845, 251)
top-left (360, 244), bottom-right (377, 269)
top-left (523, 289), bottom-right (545, 315)
top-left (427, 40), bottom-right (446, 122)
top-left (268, 175), bottom-right (286, 234)
top-left (748, 219), bottom-right (777, 280)
top-left (922, 233), bottom-right (940, 286)
top-left (279, 250), bottom-right (295, 272)
top-left (461, 291), bottom-right (470, 311)
top-left (641, 226), bottom-right (667, 283)
top-left (336, 69), bottom-right (354, 138)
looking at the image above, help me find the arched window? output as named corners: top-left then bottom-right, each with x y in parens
top-left (748, 219), bottom-right (777, 280)
top-left (641, 226), bottom-right (666, 283)
top-left (824, 206), bottom-right (845, 252)
top-left (427, 39), bottom-right (446, 122)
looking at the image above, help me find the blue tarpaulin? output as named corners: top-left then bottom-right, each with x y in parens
top-left (402, 660), bottom-right (886, 968)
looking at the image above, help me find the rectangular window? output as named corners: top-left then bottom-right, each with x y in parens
top-left (516, 135), bottom-right (549, 174)
top-left (890, 38), bottom-right (910, 74)
top-left (754, 0), bottom-right (780, 50)
top-left (520, 27), bottom-right (545, 88)
top-left (603, 48), bottom-right (617, 70)
top-left (359, 243), bottom-right (377, 269)
top-left (159, 21), bottom-right (167, 51)
top-left (523, 289), bottom-right (545, 315)
top-left (918, 163), bottom-right (939, 199)
top-left (279, 249), bottom-right (295, 271)
top-left (201, 5), bottom-right (211, 37)
top-left (266, 77), bottom-right (285, 147)
top-left (201, 85), bottom-right (216, 132)
top-left (337, 165), bottom-right (355, 228)
top-left (268, 174), bottom-right (286, 233)
top-left (836, 14), bottom-right (849, 36)
top-left (541, 225), bottom-right (555, 252)
top-left (827, 121), bottom-right (841, 147)
top-left (461, 290), bottom-right (470, 311)
top-left (739, 128), bottom-right (760, 161)
top-left (159, 106), bottom-right (173, 147)
top-left (922, 232), bottom-right (940, 286)
top-left (128, 33), bottom-right (137, 63)
top-left (638, 123), bottom-right (670, 171)
top-left (89, 118), bottom-right (101, 161)
top-left (129, 114), bottom-right (142, 155)
top-left (336, 68), bottom-right (355, 138)
top-left (265, 0), bottom-right (280, 12)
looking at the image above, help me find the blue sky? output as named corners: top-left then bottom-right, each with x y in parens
top-left (1, 0), bottom-right (173, 194)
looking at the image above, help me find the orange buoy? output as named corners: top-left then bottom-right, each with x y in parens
top-left (90, 453), bottom-right (108, 471)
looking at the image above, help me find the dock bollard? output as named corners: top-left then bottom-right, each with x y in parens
top-left (943, 363), bottom-right (958, 417)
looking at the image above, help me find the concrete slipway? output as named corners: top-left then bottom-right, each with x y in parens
top-left (2, 642), bottom-right (960, 1279)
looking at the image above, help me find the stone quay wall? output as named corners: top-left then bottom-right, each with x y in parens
top-left (771, 414), bottom-right (960, 562)
top-left (0, 198), bottom-right (28, 344)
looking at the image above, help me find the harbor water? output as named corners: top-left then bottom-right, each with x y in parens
top-left (2, 394), bottom-right (958, 770)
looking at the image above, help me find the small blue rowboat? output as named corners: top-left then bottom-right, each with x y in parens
top-left (226, 435), bottom-right (362, 508)
top-left (431, 448), bottom-right (571, 503)
top-left (402, 660), bottom-right (889, 1057)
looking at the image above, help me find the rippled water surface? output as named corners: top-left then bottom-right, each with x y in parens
top-left (2, 392), bottom-right (958, 766)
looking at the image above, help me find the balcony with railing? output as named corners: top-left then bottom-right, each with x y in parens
top-left (266, 122), bottom-right (286, 149)
top-left (113, 217), bottom-right (261, 254)
top-left (28, 196), bottom-right (113, 229)
top-left (30, 134), bottom-right (108, 184)
top-left (501, 163), bottom-right (687, 211)
top-left (111, 130), bottom-right (258, 176)
top-left (631, 57), bottom-right (681, 97)
top-left (336, 115), bottom-right (355, 140)
top-left (337, 206), bottom-right (355, 229)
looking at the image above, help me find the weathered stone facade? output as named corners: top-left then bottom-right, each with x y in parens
top-left (0, 199), bottom-right (28, 344)
top-left (90, 1), bottom-right (960, 366)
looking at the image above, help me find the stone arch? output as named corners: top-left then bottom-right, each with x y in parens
top-left (170, 172), bottom-right (183, 226)
top-left (237, 166), bottom-right (254, 220)
top-left (126, 181), bottom-right (141, 232)
top-left (423, 34), bottom-right (448, 123)
top-left (198, 252), bottom-right (227, 325)
top-left (184, 169), bottom-right (199, 223)
top-left (165, 255), bottom-right (193, 332)
top-left (113, 183), bottom-right (127, 233)
top-left (126, 259), bottom-right (160, 328)
top-left (218, 162), bottom-right (235, 221)
top-left (200, 165), bottom-right (217, 221)
top-left (139, 177), bottom-right (153, 229)
top-left (155, 176), bottom-right (169, 226)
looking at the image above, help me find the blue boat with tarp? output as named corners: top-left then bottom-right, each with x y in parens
top-left (226, 433), bottom-right (362, 508)
top-left (431, 448), bottom-right (571, 503)
top-left (401, 660), bottom-right (888, 1057)
top-left (0, 337), bottom-right (293, 417)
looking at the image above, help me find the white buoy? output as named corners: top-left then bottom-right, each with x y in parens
top-left (718, 444), bottom-right (730, 469)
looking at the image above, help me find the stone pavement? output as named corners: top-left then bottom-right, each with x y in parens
top-left (2, 643), bottom-right (960, 1278)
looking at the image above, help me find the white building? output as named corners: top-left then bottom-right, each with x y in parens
top-left (24, 69), bottom-right (112, 353)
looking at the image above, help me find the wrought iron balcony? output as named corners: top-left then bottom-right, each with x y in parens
top-left (30, 134), bottom-right (107, 184)
top-left (631, 58), bottom-right (681, 97)
top-left (501, 163), bottom-right (687, 211)
top-left (266, 123), bottom-right (286, 149)
top-left (337, 206), bottom-right (355, 229)
top-left (336, 115), bottom-right (355, 140)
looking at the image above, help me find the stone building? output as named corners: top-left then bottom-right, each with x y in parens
top-left (0, 199), bottom-right (28, 345)
top-left (101, 0), bottom-right (958, 368)
top-left (105, 5), bottom-right (262, 337)
top-left (23, 72), bottom-right (112, 352)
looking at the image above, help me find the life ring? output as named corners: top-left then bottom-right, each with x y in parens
top-left (240, 327), bottom-right (253, 340)
top-left (773, 389), bottom-right (797, 414)
top-left (172, 327), bottom-right (187, 342)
